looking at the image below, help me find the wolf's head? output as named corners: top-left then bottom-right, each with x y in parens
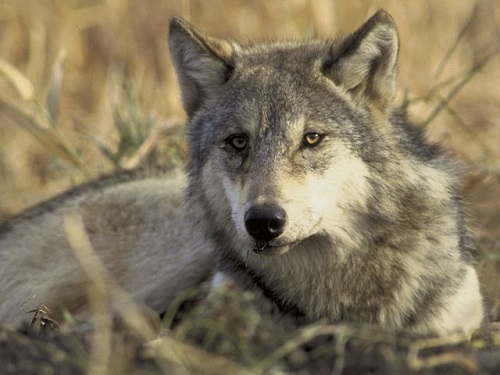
top-left (169, 11), bottom-right (400, 256)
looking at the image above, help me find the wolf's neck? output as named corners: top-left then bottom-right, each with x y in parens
top-left (214, 230), bottom-right (461, 330)
top-left (215, 235), bottom-right (348, 323)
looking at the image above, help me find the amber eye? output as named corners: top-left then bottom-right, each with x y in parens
top-left (226, 135), bottom-right (248, 151)
top-left (302, 132), bottom-right (323, 147)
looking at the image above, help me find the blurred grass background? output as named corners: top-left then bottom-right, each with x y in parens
top-left (0, 0), bottom-right (499, 312)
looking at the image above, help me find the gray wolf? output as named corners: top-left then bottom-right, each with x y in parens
top-left (0, 11), bottom-right (483, 336)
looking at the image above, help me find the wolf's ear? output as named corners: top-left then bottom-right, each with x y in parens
top-left (169, 17), bottom-right (235, 117)
top-left (324, 10), bottom-right (399, 111)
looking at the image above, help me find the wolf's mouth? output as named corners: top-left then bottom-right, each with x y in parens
top-left (251, 217), bottom-right (323, 255)
top-left (254, 241), bottom-right (272, 253)
top-left (252, 240), bottom-right (298, 255)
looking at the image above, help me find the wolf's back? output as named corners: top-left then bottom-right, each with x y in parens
top-left (0, 171), bottom-right (214, 326)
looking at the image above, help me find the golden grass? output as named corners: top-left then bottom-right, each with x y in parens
top-left (0, 0), bottom-right (499, 309)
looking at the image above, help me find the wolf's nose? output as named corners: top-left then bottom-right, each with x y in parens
top-left (244, 204), bottom-right (286, 242)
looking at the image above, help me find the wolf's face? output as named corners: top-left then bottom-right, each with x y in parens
top-left (194, 70), bottom-right (372, 255)
top-left (169, 12), bottom-right (399, 256)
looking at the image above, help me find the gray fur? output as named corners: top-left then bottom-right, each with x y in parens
top-left (0, 170), bottom-right (215, 325)
top-left (170, 10), bottom-right (483, 335)
top-left (0, 11), bottom-right (482, 335)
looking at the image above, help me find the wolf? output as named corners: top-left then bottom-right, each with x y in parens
top-left (0, 10), bottom-right (483, 336)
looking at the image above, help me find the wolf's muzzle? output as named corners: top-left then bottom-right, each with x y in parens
top-left (244, 204), bottom-right (287, 242)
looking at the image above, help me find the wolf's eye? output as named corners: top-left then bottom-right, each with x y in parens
top-left (302, 132), bottom-right (323, 147)
top-left (226, 135), bottom-right (248, 151)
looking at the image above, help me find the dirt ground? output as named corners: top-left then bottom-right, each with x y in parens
top-left (0, 284), bottom-right (499, 375)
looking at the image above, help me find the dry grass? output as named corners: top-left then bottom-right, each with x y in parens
top-left (0, 0), bottom-right (499, 364)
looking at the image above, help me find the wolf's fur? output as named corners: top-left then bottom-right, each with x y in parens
top-left (0, 11), bottom-right (483, 335)
top-left (0, 171), bottom-right (215, 324)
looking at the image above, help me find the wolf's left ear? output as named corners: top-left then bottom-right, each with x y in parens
top-left (325, 10), bottom-right (399, 111)
top-left (169, 17), bottom-right (235, 117)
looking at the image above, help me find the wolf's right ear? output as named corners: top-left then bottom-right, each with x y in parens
top-left (324, 10), bottom-right (399, 111)
top-left (169, 17), bottom-right (235, 117)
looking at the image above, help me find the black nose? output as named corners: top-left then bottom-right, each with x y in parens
top-left (244, 204), bottom-right (286, 242)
